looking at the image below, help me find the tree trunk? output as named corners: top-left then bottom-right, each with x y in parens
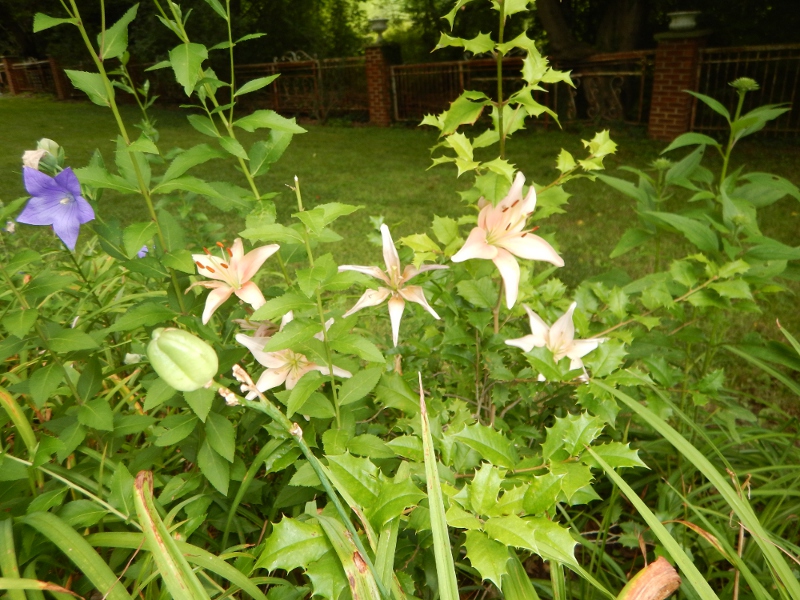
top-left (536, 0), bottom-right (593, 59)
top-left (596, 0), bottom-right (646, 53)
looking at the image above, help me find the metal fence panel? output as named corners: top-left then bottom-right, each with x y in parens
top-left (694, 44), bottom-right (800, 135)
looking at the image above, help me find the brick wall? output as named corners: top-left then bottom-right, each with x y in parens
top-left (647, 32), bottom-right (708, 141)
top-left (365, 45), bottom-right (393, 126)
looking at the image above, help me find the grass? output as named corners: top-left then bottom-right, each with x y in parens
top-left (1, 94), bottom-right (798, 326)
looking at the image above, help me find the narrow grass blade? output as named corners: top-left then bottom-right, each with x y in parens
top-left (0, 578), bottom-right (79, 597)
top-left (87, 532), bottom-right (269, 600)
top-left (0, 386), bottom-right (37, 459)
top-left (419, 373), bottom-right (459, 600)
top-left (724, 345), bottom-right (800, 396)
top-left (0, 520), bottom-right (25, 600)
top-left (501, 550), bottom-right (541, 600)
top-left (22, 512), bottom-right (133, 600)
top-left (317, 514), bottom-right (383, 600)
top-left (586, 446), bottom-right (719, 599)
top-left (593, 380), bottom-right (800, 598)
top-left (134, 471), bottom-right (211, 600)
top-left (776, 322), bottom-right (800, 356)
top-left (222, 438), bottom-right (291, 548)
top-left (22, 562), bottom-right (46, 600)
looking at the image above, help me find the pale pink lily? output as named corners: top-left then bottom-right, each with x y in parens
top-left (339, 224), bottom-right (448, 346)
top-left (190, 238), bottom-right (279, 324)
top-left (505, 302), bottom-right (606, 380)
top-left (451, 172), bottom-right (564, 309)
top-left (236, 312), bottom-right (351, 397)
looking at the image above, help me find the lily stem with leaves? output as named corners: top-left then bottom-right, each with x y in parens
top-left (496, 0), bottom-right (506, 160)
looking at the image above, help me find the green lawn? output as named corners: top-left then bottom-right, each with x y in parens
top-left (2, 94), bottom-right (798, 293)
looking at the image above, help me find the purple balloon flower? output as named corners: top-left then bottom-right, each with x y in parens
top-left (16, 167), bottom-right (95, 251)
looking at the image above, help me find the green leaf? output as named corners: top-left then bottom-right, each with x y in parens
top-left (645, 212), bottom-right (719, 253)
top-left (234, 110), bottom-right (306, 133)
top-left (98, 4), bottom-right (138, 60)
top-left (262, 319), bottom-right (320, 352)
top-left (420, 380), bottom-right (460, 600)
top-left (374, 373), bottom-right (417, 412)
top-left (442, 0), bottom-right (476, 28)
top-left (610, 228), bottom-right (654, 258)
top-left (249, 130), bottom-right (294, 177)
top-left (441, 91), bottom-right (488, 135)
top-left (502, 550), bottom-right (542, 600)
top-left (23, 273), bottom-right (75, 302)
top-left (64, 70), bottom-right (112, 106)
top-left (184, 388), bottom-right (214, 422)
top-left (257, 518), bottom-right (330, 571)
top-left (436, 32), bottom-right (494, 55)
top-left (315, 515), bottom-right (383, 600)
top-left (306, 552), bottom-right (348, 600)
top-left (367, 478), bottom-right (425, 529)
top-left (585, 340), bottom-right (626, 378)
top-left (454, 423), bottom-right (517, 468)
top-left (74, 164), bottom-right (138, 193)
top-left (155, 414), bottom-right (197, 446)
top-left (522, 472), bottom-right (563, 515)
top-left (22, 512), bottom-right (134, 600)
top-left (582, 442), bottom-right (646, 470)
top-left (162, 144), bottom-right (226, 182)
top-left (251, 292), bottom-right (315, 321)
top-left (330, 334), bottom-right (385, 363)
top-left (661, 132), bottom-right (721, 153)
top-left (465, 531), bottom-right (510, 589)
top-left (78, 398), bottom-right (114, 431)
top-left (33, 13), bottom-right (78, 32)
top-left (327, 452), bottom-right (380, 507)
top-left (134, 472), bottom-right (212, 600)
top-left (122, 221), bottom-right (158, 259)
top-left (205, 411), bottom-right (235, 462)
top-left (286, 371), bottom-right (323, 418)
top-left (338, 367), bottom-right (383, 406)
top-left (456, 277), bottom-right (497, 308)
top-left (235, 74), bottom-right (280, 96)
top-left (218, 136), bottom-right (249, 160)
top-left (107, 302), bottom-right (176, 333)
top-left (47, 328), bottom-right (98, 353)
top-left (484, 515), bottom-right (578, 567)
top-left (28, 363), bottom-right (64, 407)
top-left (169, 43), bottom-right (208, 95)
top-left (293, 203), bottom-right (361, 236)
top-left (186, 114), bottom-right (220, 138)
top-left (467, 462), bottom-right (504, 515)
top-left (197, 439), bottom-right (230, 495)
top-left (496, 0), bottom-right (530, 17)
top-left (77, 358), bottom-right (104, 400)
top-left (687, 90), bottom-right (731, 121)
top-left (709, 279), bottom-right (752, 300)
top-left (347, 434), bottom-right (395, 460)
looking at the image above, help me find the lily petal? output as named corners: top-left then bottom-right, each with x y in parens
top-left (485, 171), bottom-right (526, 230)
top-left (399, 285), bottom-right (440, 319)
top-left (451, 227), bottom-right (497, 262)
top-left (401, 263), bottom-right (449, 284)
top-left (566, 338), bottom-right (606, 360)
top-left (338, 264), bottom-right (392, 285)
top-left (505, 334), bottom-right (539, 353)
top-left (549, 302), bottom-right (577, 357)
top-left (387, 294), bottom-right (406, 346)
top-left (342, 288), bottom-right (391, 318)
top-left (202, 285), bottom-right (234, 324)
top-left (312, 363), bottom-right (353, 379)
top-left (492, 248), bottom-right (521, 309)
top-left (256, 366), bottom-right (290, 391)
top-left (522, 304), bottom-right (550, 347)
top-left (234, 280), bottom-right (267, 309)
top-left (381, 224), bottom-right (402, 275)
top-left (238, 242), bottom-right (281, 282)
top-left (498, 233), bottom-right (564, 266)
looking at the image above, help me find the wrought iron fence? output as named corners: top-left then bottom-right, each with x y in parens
top-left (693, 44), bottom-right (800, 135)
top-left (390, 51), bottom-right (654, 125)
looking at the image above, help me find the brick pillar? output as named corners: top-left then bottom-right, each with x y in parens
top-left (647, 30), bottom-right (710, 141)
top-left (365, 44), bottom-right (400, 126)
top-left (48, 57), bottom-right (69, 100)
top-left (2, 57), bottom-right (20, 95)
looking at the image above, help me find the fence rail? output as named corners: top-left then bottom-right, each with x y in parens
top-left (390, 51), bottom-right (655, 125)
top-left (693, 44), bottom-right (800, 134)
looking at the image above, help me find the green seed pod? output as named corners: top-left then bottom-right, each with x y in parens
top-left (147, 328), bottom-right (218, 392)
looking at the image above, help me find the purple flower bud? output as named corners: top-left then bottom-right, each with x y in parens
top-left (137, 245), bottom-right (149, 258)
top-left (16, 167), bottom-right (94, 251)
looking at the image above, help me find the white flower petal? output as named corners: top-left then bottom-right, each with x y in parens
top-left (451, 227), bottom-right (497, 262)
top-left (549, 302), bottom-right (577, 356)
top-left (342, 288), bottom-right (391, 318)
top-left (492, 248), bottom-right (521, 309)
top-left (522, 304), bottom-right (550, 347)
top-left (380, 224), bottom-right (402, 275)
top-left (387, 295), bottom-right (406, 346)
top-left (505, 334), bottom-right (538, 353)
top-left (338, 264), bottom-right (391, 285)
top-left (566, 338), bottom-right (605, 360)
top-left (234, 280), bottom-right (266, 309)
top-left (202, 286), bottom-right (234, 324)
top-left (498, 233), bottom-right (564, 266)
top-left (399, 285), bottom-right (440, 319)
top-left (256, 366), bottom-right (290, 391)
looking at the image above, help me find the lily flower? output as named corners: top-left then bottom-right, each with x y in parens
top-left (505, 302), bottom-right (606, 380)
top-left (236, 312), bottom-right (351, 397)
top-left (451, 172), bottom-right (564, 309)
top-left (339, 224), bottom-right (448, 346)
top-left (16, 167), bottom-right (94, 251)
top-left (190, 238), bottom-right (279, 324)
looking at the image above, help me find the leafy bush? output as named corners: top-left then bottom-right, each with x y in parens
top-left (1, 2), bottom-right (799, 600)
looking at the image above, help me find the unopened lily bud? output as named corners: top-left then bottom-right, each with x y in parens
top-left (147, 328), bottom-right (218, 392)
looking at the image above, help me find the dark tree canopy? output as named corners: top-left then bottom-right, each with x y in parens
top-left (0, 0), bottom-right (367, 64)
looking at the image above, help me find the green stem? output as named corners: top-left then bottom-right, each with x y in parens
top-left (719, 91), bottom-right (747, 188)
top-left (68, 0), bottom-right (186, 314)
top-left (292, 178), bottom-right (342, 427)
top-left (496, 1), bottom-right (506, 160)
top-left (226, 0), bottom-right (235, 126)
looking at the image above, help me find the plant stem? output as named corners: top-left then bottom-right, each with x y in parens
top-left (68, 0), bottom-right (186, 314)
top-left (719, 90), bottom-right (747, 188)
top-left (292, 178), bottom-right (342, 427)
top-left (496, 0), bottom-right (506, 160)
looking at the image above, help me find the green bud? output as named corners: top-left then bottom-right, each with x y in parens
top-left (730, 77), bottom-right (759, 93)
top-left (147, 328), bottom-right (218, 392)
top-left (651, 158), bottom-right (672, 171)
